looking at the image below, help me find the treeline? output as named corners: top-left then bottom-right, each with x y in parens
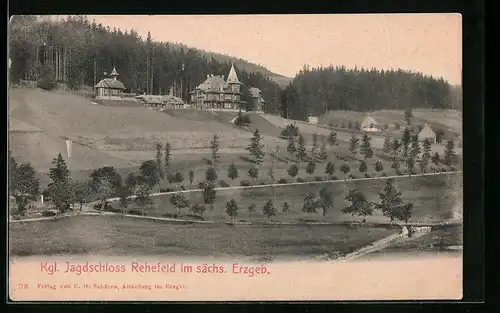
top-left (8, 15), bottom-right (281, 113)
top-left (281, 65), bottom-right (462, 120)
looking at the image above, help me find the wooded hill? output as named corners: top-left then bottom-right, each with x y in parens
top-left (8, 15), bottom-right (282, 113)
top-left (281, 66), bottom-right (462, 121)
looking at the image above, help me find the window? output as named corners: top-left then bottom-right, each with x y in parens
top-left (224, 103), bottom-right (232, 109)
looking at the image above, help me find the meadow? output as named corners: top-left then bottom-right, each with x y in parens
top-left (9, 215), bottom-right (398, 259)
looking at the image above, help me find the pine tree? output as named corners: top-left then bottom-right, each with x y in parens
top-left (376, 178), bottom-right (412, 223)
top-left (205, 167), bottom-right (218, 185)
top-left (420, 138), bottom-right (432, 171)
top-left (134, 182), bottom-right (152, 216)
top-left (392, 139), bottom-right (401, 160)
top-left (432, 152), bottom-right (441, 166)
top-left (444, 140), bottom-right (456, 166)
top-left (318, 140), bottom-right (328, 163)
top-left (203, 183), bottom-right (216, 214)
top-left (225, 199), bottom-right (239, 222)
top-left (302, 192), bottom-right (318, 222)
top-left (375, 160), bottom-right (384, 172)
top-left (247, 203), bottom-right (256, 216)
top-left (402, 128), bottom-right (411, 158)
top-left (383, 137), bottom-right (392, 153)
top-left (328, 130), bottom-right (338, 147)
top-left (188, 169), bottom-right (195, 186)
top-left (318, 186), bottom-right (334, 216)
top-left (405, 108), bottom-right (413, 126)
top-left (360, 133), bottom-right (374, 160)
top-left (359, 160), bottom-right (368, 173)
top-left (297, 134), bottom-right (307, 163)
top-left (311, 133), bottom-right (319, 161)
top-left (155, 142), bottom-right (163, 178)
top-left (349, 134), bottom-right (360, 160)
top-left (306, 161), bottom-right (316, 177)
top-left (286, 136), bottom-right (297, 163)
top-left (325, 161), bottom-right (335, 177)
top-left (164, 142), bottom-right (172, 176)
top-left (210, 134), bottom-right (220, 169)
top-left (47, 153), bottom-right (72, 213)
top-left (227, 162), bottom-right (239, 181)
top-left (248, 167), bottom-right (259, 185)
top-left (262, 199), bottom-right (277, 221)
top-left (282, 201), bottom-right (291, 214)
top-left (246, 129), bottom-right (265, 166)
top-left (287, 164), bottom-right (299, 181)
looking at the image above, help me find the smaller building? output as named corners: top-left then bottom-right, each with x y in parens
top-left (418, 124), bottom-right (437, 143)
top-left (94, 67), bottom-right (126, 100)
top-left (307, 116), bottom-right (319, 124)
top-left (248, 87), bottom-right (266, 112)
top-left (361, 116), bottom-right (379, 132)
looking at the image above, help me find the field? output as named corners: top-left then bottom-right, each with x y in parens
top-left (107, 173), bottom-right (463, 224)
top-left (9, 215), bottom-right (398, 259)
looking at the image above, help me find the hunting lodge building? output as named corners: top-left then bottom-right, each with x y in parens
top-left (189, 63), bottom-right (245, 111)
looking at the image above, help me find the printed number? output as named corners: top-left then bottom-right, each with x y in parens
top-left (18, 284), bottom-right (29, 289)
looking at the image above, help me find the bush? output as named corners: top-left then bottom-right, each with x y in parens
top-left (41, 210), bottom-right (57, 217)
top-left (277, 178), bottom-right (288, 184)
top-left (240, 180), bottom-right (252, 186)
top-left (347, 120), bottom-right (353, 129)
top-left (37, 65), bottom-right (57, 90)
top-left (349, 174), bottom-right (358, 179)
top-left (330, 176), bottom-right (339, 180)
top-left (159, 188), bottom-right (173, 193)
top-left (129, 210), bottom-right (146, 216)
top-left (180, 185), bottom-right (186, 190)
top-left (442, 167), bottom-right (448, 172)
top-left (234, 114), bottom-right (251, 126)
top-left (395, 169), bottom-right (402, 176)
top-left (380, 172), bottom-right (388, 177)
top-left (280, 124), bottom-right (300, 138)
top-left (364, 173), bottom-right (371, 178)
top-left (340, 121), bottom-right (346, 128)
top-left (450, 166), bottom-right (456, 171)
top-left (198, 182), bottom-right (206, 189)
top-left (315, 176), bottom-right (324, 181)
top-left (296, 177), bottom-right (305, 183)
top-left (162, 213), bottom-right (179, 219)
top-left (340, 163), bottom-right (350, 174)
top-left (375, 160), bottom-right (384, 172)
top-left (219, 180), bottom-right (230, 187)
top-left (395, 123), bottom-right (401, 130)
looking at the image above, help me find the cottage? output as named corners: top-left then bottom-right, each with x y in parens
top-left (189, 63), bottom-right (245, 111)
top-left (361, 116), bottom-right (379, 132)
top-left (135, 95), bottom-right (164, 107)
top-left (248, 87), bottom-right (266, 112)
top-left (307, 116), bottom-right (319, 124)
top-left (94, 67), bottom-right (126, 100)
top-left (418, 124), bottom-right (437, 143)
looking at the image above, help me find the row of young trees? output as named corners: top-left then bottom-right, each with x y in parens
top-left (220, 178), bottom-right (413, 225)
top-left (9, 16), bottom-right (281, 112)
top-left (280, 65), bottom-right (462, 120)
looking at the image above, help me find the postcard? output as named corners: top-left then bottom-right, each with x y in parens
top-left (8, 13), bottom-right (463, 301)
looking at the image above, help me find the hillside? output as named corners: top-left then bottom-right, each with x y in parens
top-left (8, 88), bottom-right (285, 174)
top-left (170, 42), bottom-right (292, 87)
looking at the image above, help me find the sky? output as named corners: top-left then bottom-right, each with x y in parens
top-left (85, 14), bottom-right (462, 85)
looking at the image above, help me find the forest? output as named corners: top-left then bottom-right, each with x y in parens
top-left (9, 16), bottom-right (462, 119)
top-left (281, 66), bottom-right (462, 120)
top-left (8, 15), bottom-right (282, 113)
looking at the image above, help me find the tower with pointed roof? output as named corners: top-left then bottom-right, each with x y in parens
top-left (110, 66), bottom-right (119, 81)
top-left (226, 62), bottom-right (242, 94)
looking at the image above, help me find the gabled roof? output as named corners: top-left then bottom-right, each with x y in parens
top-left (136, 95), bottom-right (163, 104)
top-left (161, 95), bottom-right (184, 104)
top-left (249, 87), bottom-right (261, 98)
top-left (196, 75), bottom-right (228, 92)
top-left (227, 63), bottom-right (242, 85)
top-left (361, 116), bottom-right (378, 127)
top-left (95, 78), bottom-right (126, 90)
top-left (418, 124), bottom-right (436, 137)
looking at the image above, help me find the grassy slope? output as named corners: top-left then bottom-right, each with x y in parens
top-left (111, 173), bottom-right (463, 224)
top-left (9, 215), bottom-right (396, 258)
top-left (319, 109), bottom-right (462, 140)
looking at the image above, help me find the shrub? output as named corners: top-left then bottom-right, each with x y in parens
top-left (364, 173), bottom-right (371, 178)
top-left (340, 163), bottom-right (350, 174)
top-left (129, 210), bottom-right (146, 216)
top-left (330, 176), bottom-right (339, 180)
top-left (395, 169), bottom-right (402, 176)
top-left (198, 182), bottom-right (206, 189)
top-left (375, 160), bottom-right (384, 172)
top-left (296, 177), bottom-right (305, 183)
top-left (159, 188), bottom-right (173, 193)
top-left (280, 124), bottom-right (300, 138)
top-left (359, 161), bottom-right (367, 173)
top-left (395, 123), bottom-right (401, 130)
top-left (315, 176), bottom-right (324, 181)
top-left (37, 64), bottom-right (57, 90)
top-left (441, 167), bottom-right (448, 172)
top-left (219, 180), bottom-right (230, 187)
top-left (349, 174), bottom-right (358, 179)
top-left (340, 121), bottom-right (346, 128)
top-left (277, 178), bottom-right (287, 184)
top-left (450, 166), bottom-right (456, 171)
top-left (380, 172), bottom-right (388, 177)
top-left (234, 114), bottom-right (251, 126)
top-left (347, 120), bottom-right (353, 129)
top-left (240, 180), bottom-right (252, 187)
top-left (41, 210), bottom-right (57, 217)
top-left (180, 185), bottom-right (186, 190)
